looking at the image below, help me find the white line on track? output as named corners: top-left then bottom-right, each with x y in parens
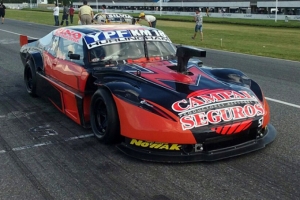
top-left (8, 18), bottom-right (57, 28)
top-left (1, 28), bottom-right (300, 110)
top-left (0, 28), bottom-right (37, 39)
top-left (266, 97), bottom-right (300, 109)
top-left (0, 134), bottom-right (94, 155)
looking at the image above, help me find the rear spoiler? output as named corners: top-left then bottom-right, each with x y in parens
top-left (20, 35), bottom-right (38, 47)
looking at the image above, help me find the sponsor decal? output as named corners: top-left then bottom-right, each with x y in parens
top-left (244, 14), bottom-right (252, 18)
top-left (171, 90), bottom-right (264, 130)
top-left (54, 28), bottom-right (82, 43)
top-left (96, 13), bottom-right (133, 23)
top-left (84, 29), bottom-right (170, 49)
top-left (106, 13), bottom-right (132, 19)
top-left (130, 139), bottom-right (181, 150)
top-left (222, 14), bottom-right (232, 17)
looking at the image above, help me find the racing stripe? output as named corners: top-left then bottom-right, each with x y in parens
top-left (235, 120), bottom-right (252, 133)
top-left (225, 122), bottom-right (241, 135)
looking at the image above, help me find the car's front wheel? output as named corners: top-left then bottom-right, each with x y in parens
top-left (24, 60), bottom-right (38, 97)
top-left (90, 88), bottom-right (120, 144)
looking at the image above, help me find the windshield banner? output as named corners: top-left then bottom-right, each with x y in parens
top-left (84, 29), bottom-right (171, 49)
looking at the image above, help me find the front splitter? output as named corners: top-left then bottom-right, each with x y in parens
top-left (116, 124), bottom-right (277, 163)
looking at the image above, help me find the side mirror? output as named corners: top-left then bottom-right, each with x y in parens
top-left (198, 61), bottom-right (203, 67)
top-left (68, 51), bottom-right (80, 60)
top-left (176, 45), bottom-right (206, 73)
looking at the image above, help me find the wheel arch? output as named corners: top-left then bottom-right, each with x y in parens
top-left (94, 80), bottom-right (142, 105)
top-left (210, 68), bottom-right (264, 102)
top-left (25, 51), bottom-right (44, 73)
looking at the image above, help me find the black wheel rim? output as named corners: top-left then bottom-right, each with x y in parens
top-left (25, 67), bottom-right (33, 91)
top-left (94, 99), bottom-right (108, 136)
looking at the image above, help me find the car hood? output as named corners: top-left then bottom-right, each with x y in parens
top-left (124, 60), bottom-right (263, 127)
top-left (119, 59), bottom-right (245, 95)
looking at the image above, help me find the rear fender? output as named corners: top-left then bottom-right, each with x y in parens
top-left (26, 52), bottom-right (44, 73)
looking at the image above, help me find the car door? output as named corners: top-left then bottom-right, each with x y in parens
top-left (43, 35), bottom-right (59, 77)
top-left (50, 37), bottom-right (88, 92)
top-left (44, 36), bottom-right (90, 124)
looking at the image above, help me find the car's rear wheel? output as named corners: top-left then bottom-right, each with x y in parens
top-left (90, 88), bottom-right (120, 144)
top-left (24, 60), bottom-right (38, 97)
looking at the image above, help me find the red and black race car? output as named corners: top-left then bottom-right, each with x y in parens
top-left (19, 25), bottom-right (276, 162)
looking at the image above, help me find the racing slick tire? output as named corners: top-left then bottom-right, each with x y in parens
top-left (24, 60), bottom-right (38, 97)
top-left (90, 88), bottom-right (120, 144)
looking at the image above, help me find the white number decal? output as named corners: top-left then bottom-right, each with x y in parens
top-left (258, 117), bottom-right (263, 127)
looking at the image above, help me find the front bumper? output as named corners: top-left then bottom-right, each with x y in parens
top-left (116, 124), bottom-right (277, 163)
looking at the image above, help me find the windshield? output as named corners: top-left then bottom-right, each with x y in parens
top-left (88, 41), bottom-right (176, 63)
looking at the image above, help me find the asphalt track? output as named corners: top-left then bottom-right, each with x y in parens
top-left (0, 19), bottom-right (299, 200)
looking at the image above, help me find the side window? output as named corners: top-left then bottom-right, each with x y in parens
top-left (38, 32), bottom-right (53, 48)
top-left (56, 38), bottom-right (84, 64)
top-left (57, 37), bottom-right (66, 60)
top-left (72, 44), bottom-right (84, 64)
top-left (47, 36), bottom-right (60, 57)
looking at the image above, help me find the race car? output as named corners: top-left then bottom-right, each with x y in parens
top-left (19, 25), bottom-right (276, 162)
top-left (78, 13), bottom-right (139, 25)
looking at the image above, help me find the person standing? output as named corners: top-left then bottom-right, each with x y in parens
top-left (206, 7), bottom-right (210, 17)
top-left (101, 4), bottom-right (107, 14)
top-left (53, 3), bottom-right (59, 26)
top-left (191, 8), bottom-right (203, 41)
top-left (69, 5), bottom-right (75, 24)
top-left (139, 12), bottom-right (157, 28)
top-left (78, 0), bottom-right (94, 25)
top-left (60, 3), bottom-right (69, 26)
top-left (0, 1), bottom-right (6, 24)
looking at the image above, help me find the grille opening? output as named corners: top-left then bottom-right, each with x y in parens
top-left (203, 128), bottom-right (258, 151)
